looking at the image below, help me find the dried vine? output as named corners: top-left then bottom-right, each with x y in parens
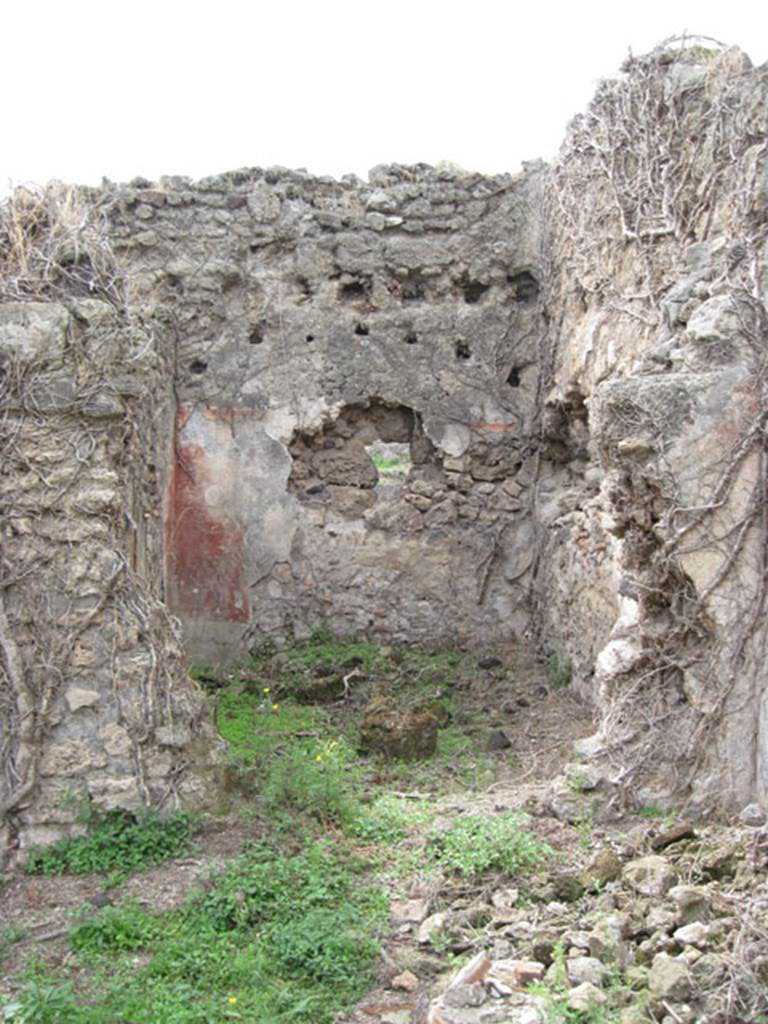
top-left (0, 185), bottom-right (208, 848)
top-left (543, 38), bottom-right (768, 805)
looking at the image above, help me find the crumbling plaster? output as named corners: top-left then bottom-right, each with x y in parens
top-left (102, 162), bottom-right (550, 662)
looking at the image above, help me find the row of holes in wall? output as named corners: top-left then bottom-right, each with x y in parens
top-left (336, 270), bottom-right (538, 305)
top-left (189, 348), bottom-right (523, 384)
top-left (167, 267), bottom-right (538, 306)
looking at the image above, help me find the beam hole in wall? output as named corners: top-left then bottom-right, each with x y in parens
top-left (338, 279), bottom-right (370, 302)
top-left (461, 277), bottom-right (490, 304)
top-left (507, 366), bottom-right (521, 387)
top-left (455, 339), bottom-right (472, 361)
top-left (189, 359), bottom-right (208, 374)
top-left (400, 276), bottom-right (426, 303)
top-left (355, 323), bottom-right (370, 336)
top-left (249, 324), bottom-right (265, 345)
top-left (404, 332), bottom-right (418, 345)
top-left (306, 334), bottom-right (315, 343)
top-left (507, 270), bottom-right (540, 304)
top-left (296, 276), bottom-right (313, 302)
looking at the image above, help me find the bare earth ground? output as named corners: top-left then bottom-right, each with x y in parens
top-left (3, 645), bottom-right (765, 1022)
top-left (0, 646), bottom-right (595, 1004)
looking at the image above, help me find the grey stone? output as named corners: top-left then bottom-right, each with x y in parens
top-left (417, 912), bottom-right (449, 944)
top-left (738, 802), bottom-right (766, 826)
top-left (589, 914), bottom-right (631, 966)
top-left (581, 848), bottom-right (623, 887)
top-left (648, 953), bottom-right (692, 1001)
top-left (567, 982), bottom-right (607, 1011)
top-left (668, 885), bottom-right (710, 925)
top-left (565, 956), bottom-right (608, 988)
top-left (65, 687), bottom-right (100, 711)
top-left (622, 856), bottom-right (678, 898)
top-left (672, 922), bottom-right (709, 947)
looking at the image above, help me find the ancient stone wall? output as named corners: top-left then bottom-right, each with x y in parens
top-left (0, 253), bottom-right (216, 861)
top-left (538, 46), bottom-right (768, 812)
top-left (99, 163), bottom-right (548, 662)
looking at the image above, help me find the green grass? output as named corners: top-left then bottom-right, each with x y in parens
top-left (217, 689), bottom-right (327, 765)
top-left (24, 810), bottom-right (197, 876)
top-left (546, 653), bottom-right (573, 689)
top-left (348, 794), bottom-right (435, 844)
top-left (264, 637), bottom-right (385, 675)
top-left (426, 812), bottom-right (552, 878)
top-left (5, 842), bottom-right (388, 1024)
top-left (370, 453), bottom-right (408, 476)
top-left (4, 636), bottom-right (535, 1024)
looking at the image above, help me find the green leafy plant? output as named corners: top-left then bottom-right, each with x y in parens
top-left (217, 690), bottom-right (326, 766)
top-left (1, 980), bottom-right (80, 1023)
top-left (25, 809), bottom-right (197, 876)
top-left (546, 653), bottom-right (573, 689)
top-left (263, 738), bottom-right (360, 826)
top-left (69, 899), bottom-right (160, 957)
top-left (9, 840), bottom-right (387, 1024)
top-left (636, 805), bottom-right (675, 827)
top-left (348, 794), bottom-right (434, 843)
top-left (426, 812), bottom-right (551, 877)
top-left (0, 924), bottom-right (29, 966)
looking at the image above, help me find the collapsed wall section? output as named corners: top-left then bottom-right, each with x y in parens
top-left (101, 164), bottom-right (549, 662)
top-left (539, 45), bottom-right (768, 811)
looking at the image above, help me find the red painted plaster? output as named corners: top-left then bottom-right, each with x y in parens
top-left (166, 410), bottom-right (250, 623)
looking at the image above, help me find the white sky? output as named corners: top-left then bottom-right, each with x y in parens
top-left (2, 1), bottom-right (766, 193)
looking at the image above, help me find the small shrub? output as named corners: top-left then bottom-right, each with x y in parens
top-left (426, 812), bottom-right (551, 877)
top-left (546, 653), bottom-right (573, 689)
top-left (265, 907), bottom-right (379, 985)
top-left (69, 899), bottom-right (160, 956)
top-left (263, 738), bottom-right (360, 826)
top-left (1, 980), bottom-right (80, 1023)
top-left (25, 809), bottom-right (196, 876)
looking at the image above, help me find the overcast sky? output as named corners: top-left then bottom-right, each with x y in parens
top-left (2, 1), bottom-right (765, 194)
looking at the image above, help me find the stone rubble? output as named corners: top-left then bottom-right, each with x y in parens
top-left (341, 816), bottom-right (768, 1024)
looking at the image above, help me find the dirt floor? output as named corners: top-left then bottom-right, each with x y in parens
top-left (0, 644), bottom-right (593, 997)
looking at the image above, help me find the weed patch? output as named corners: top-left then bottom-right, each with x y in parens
top-left (58, 841), bottom-right (383, 1023)
top-left (25, 809), bottom-right (197, 876)
top-left (426, 812), bottom-right (551, 877)
top-left (546, 653), bottom-right (573, 689)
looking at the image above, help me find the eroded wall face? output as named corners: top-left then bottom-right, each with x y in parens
top-left (0, 301), bottom-right (214, 859)
top-left (104, 164), bottom-right (548, 662)
top-left (538, 48), bottom-right (768, 811)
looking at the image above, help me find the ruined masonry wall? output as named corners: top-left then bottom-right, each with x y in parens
top-left (0, 301), bottom-right (216, 859)
top-left (100, 163), bottom-right (549, 662)
top-left (538, 48), bottom-right (768, 812)
top-left (3, 45), bottom-right (767, 862)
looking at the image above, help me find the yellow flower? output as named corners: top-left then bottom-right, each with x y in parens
top-left (272, 703), bottom-right (280, 712)
top-left (263, 687), bottom-right (270, 694)
top-left (227, 996), bottom-right (238, 1005)
top-left (315, 755), bottom-right (322, 762)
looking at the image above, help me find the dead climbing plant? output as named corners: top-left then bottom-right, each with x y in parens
top-left (0, 182), bottom-right (123, 306)
top-left (544, 37), bottom-right (768, 804)
top-left (0, 186), bottom-right (200, 835)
